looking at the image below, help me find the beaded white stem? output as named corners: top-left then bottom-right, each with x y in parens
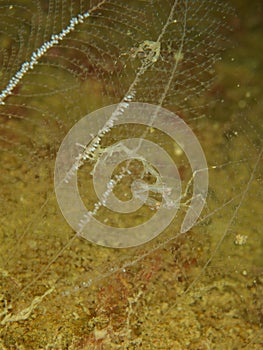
top-left (0, 0), bottom-right (107, 105)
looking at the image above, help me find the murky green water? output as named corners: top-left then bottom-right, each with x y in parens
top-left (0, 0), bottom-right (262, 349)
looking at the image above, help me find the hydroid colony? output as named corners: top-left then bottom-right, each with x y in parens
top-left (1, 1), bottom-right (262, 348)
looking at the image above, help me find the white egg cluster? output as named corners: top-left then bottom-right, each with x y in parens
top-left (0, 12), bottom-right (90, 105)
